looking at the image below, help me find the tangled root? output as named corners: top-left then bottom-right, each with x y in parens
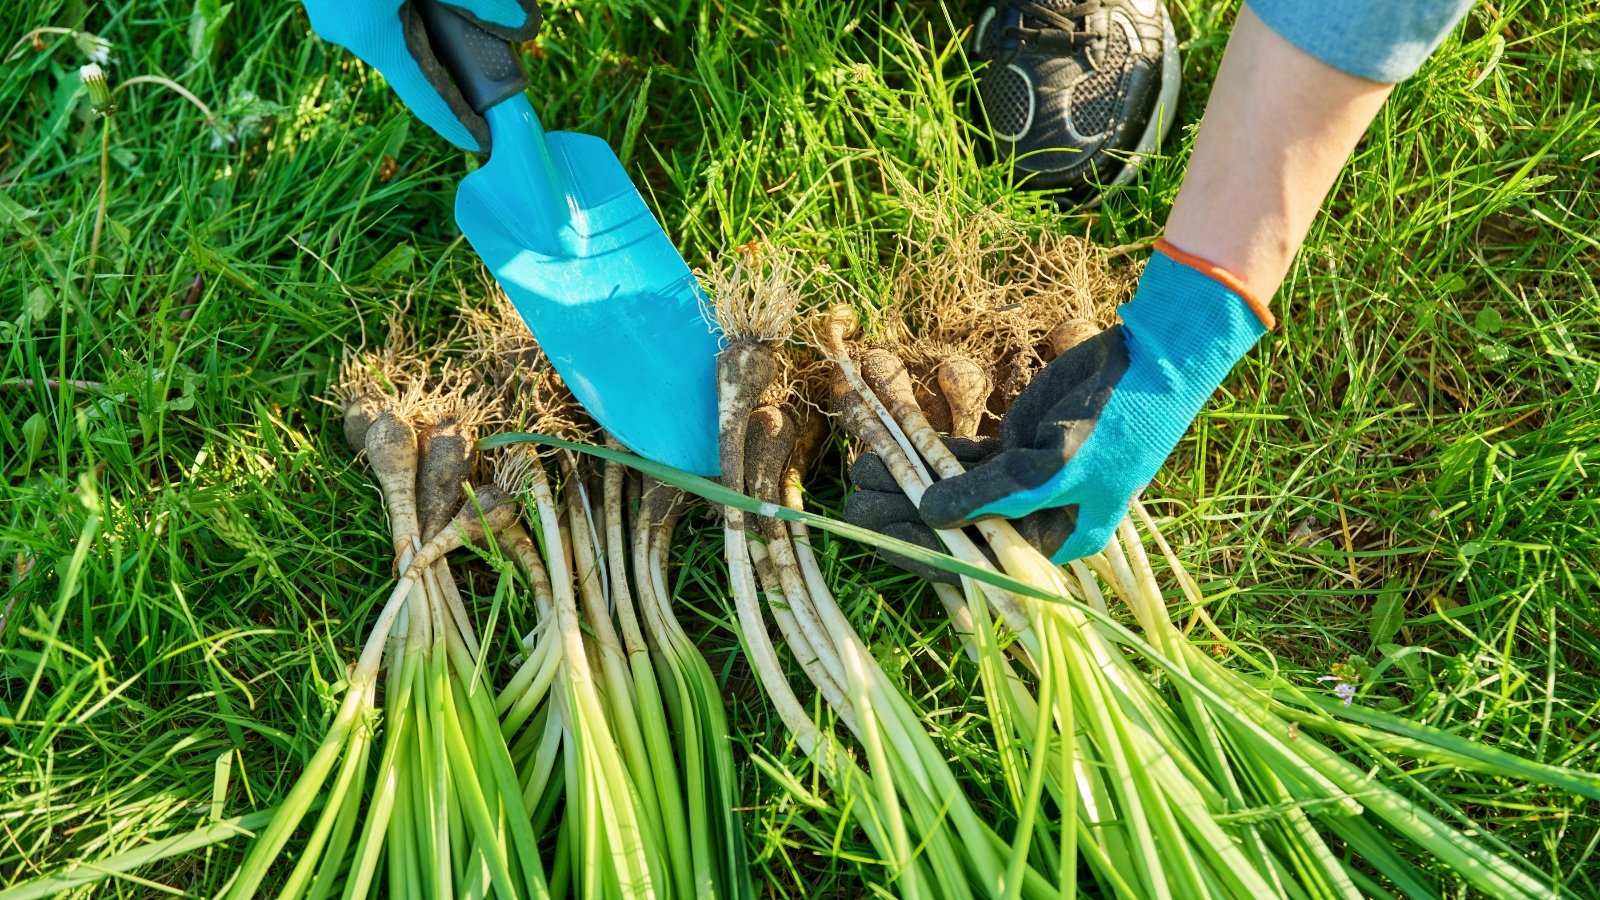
top-left (457, 287), bottom-right (595, 444)
top-left (701, 247), bottom-right (802, 345)
top-left (878, 201), bottom-right (1138, 436)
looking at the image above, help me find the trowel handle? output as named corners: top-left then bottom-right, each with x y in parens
top-left (416, 0), bottom-right (529, 114)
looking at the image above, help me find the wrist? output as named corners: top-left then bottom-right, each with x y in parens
top-left (1160, 5), bottom-right (1396, 305)
top-left (1120, 244), bottom-right (1269, 383)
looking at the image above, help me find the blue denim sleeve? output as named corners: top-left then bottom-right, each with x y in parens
top-left (1246, 0), bottom-right (1477, 83)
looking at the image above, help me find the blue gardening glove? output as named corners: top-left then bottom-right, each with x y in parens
top-left (848, 241), bottom-right (1272, 568)
top-left (303, 0), bottom-right (541, 152)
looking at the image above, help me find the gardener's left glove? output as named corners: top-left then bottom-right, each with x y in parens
top-left (302, 0), bottom-right (541, 153)
top-left (921, 240), bottom-right (1271, 562)
top-left (847, 240), bottom-right (1273, 568)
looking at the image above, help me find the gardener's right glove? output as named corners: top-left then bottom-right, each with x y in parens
top-left (302, 0), bottom-right (541, 153)
top-left (847, 239), bottom-right (1274, 570)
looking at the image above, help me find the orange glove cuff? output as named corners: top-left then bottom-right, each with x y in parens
top-left (1153, 238), bottom-right (1276, 330)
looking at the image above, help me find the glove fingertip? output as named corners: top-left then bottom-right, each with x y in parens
top-left (389, 7), bottom-right (490, 152)
top-left (842, 490), bottom-right (918, 532)
top-left (847, 453), bottom-right (903, 494)
top-left (1048, 515), bottom-right (1119, 564)
top-left (880, 523), bottom-right (959, 586)
top-left (916, 478), bottom-right (978, 530)
top-left (416, 97), bottom-right (487, 153)
top-left (920, 468), bottom-right (1060, 530)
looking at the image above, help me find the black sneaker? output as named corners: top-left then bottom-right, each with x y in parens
top-left (970, 0), bottom-right (1180, 202)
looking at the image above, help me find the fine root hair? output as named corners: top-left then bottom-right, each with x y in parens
top-left (702, 247), bottom-right (803, 344)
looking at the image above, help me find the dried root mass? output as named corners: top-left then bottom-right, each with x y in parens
top-left (885, 203), bottom-right (1138, 437)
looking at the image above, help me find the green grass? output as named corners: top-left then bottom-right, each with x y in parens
top-left (2, 0), bottom-right (1597, 896)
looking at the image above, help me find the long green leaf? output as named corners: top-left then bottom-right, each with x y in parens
top-left (481, 433), bottom-right (1058, 603)
top-left (0, 810), bottom-right (279, 900)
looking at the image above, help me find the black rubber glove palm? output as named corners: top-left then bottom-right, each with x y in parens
top-left (843, 244), bottom-right (1271, 576)
top-left (842, 330), bottom-right (1126, 584)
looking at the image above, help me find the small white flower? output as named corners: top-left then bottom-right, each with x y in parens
top-left (79, 63), bottom-right (114, 116)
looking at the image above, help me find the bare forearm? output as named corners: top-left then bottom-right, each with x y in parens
top-left (1163, 3), bottom-right (1394, 305)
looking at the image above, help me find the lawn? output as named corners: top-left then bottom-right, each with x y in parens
top-left (2, 0), bottom-right (1598, 896)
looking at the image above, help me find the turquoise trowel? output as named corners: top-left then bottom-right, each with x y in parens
top-left (418, 0), bottom-right (719, 475)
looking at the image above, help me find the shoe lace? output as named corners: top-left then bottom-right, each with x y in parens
top-left (990, 0), bottom-right (1102, 55)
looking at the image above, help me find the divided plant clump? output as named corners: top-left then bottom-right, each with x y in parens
top-left (792, 215), bottom-right (1600, 899)
top-left (210, 297), bottom-right (751, 899)
top-left (708, 251), bottom-right (1062, 897)
top-left (826, 325), bottom-right (1600, 899)
top-left (226, 327), bottom-right (539, 900)
top-left (690, 218), bottom-right (1600, 900)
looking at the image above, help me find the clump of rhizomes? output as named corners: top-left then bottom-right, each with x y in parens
top-left (232, 323), bottom-right (545, 899)
top-left (710, 252), bottom-right (1054, 898)
top-left (485, 433), bottom-right (749, 896)
top-left (231, 291), bottom-right (752, 899)
top-left (827, 295), bottom-right (1588, 899)
top-left (476, 287), bottom-right (751, 899)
